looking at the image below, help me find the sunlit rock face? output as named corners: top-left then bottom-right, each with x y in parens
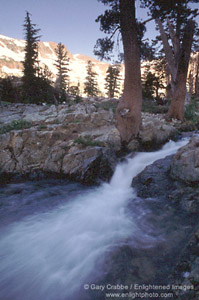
top-left (170, 136), bottom-right (199, 183)
top-left (0, 98), bottom-right (183, 183)
top-left (140, 112), bottom-right (178, 149)
top-left (0, 101), bottom-right (119, 183)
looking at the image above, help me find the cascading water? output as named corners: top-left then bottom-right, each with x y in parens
top-left (0, 138), bottom-right (190, 300)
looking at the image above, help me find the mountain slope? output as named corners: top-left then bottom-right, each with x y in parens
top-left (1, 34), bottom-right (198, 98)
top-left (0, 34), bottom-right (124, 96)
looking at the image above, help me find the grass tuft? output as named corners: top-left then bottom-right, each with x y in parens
top-left (0, 119), bottom-right (32, 134)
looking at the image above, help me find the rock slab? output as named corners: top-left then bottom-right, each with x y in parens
top-left (170, 136), bottom-right (199, 183)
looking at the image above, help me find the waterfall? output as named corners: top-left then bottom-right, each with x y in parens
top-left (0, 138), bottom-right (189, 300)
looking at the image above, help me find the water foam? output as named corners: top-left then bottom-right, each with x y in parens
top-left (0, 138), bottom-right (189, 300)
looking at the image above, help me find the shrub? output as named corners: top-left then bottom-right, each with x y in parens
top-left (0, 119), bottom-right (32, 134)
top-left (38, 123), bottom-right (47, 130)
top-left (184, 99), bottom-right (199, 123)
top-left (74, 135), bottom-right (105, 147)
top-left (94, 100), bottom-right (118, 113)
top-left (74, 95), bottom-right (83, 104)
top-left (142, 99), bottom-right (169, 114)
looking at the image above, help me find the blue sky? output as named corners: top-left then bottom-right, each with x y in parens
top-left (0, 0), bottom-right (108, 57)
top-left (0, 0), bottom-right (156, 59)
top-left (0, 0), bottom-right (198, 60)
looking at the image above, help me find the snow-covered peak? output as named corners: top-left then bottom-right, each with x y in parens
top-left (0, 34), bottom-right (121, 95)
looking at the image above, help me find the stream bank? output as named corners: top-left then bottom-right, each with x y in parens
top-left (0, 101), bottom-right (181, 184)
top-left (1, 137), bottom-right (197, 300)
top-left (1, 102), bottom-right (199, 299)
top-left (132, 137), bottom-right (199, 299)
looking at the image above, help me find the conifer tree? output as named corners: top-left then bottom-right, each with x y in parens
top-left (69, 81), bottom-right (81, 96)
top-left (142, 65), bottom-right (155, 100)
top-left (84, 60), bottom-right (99, 97)
top-left (36, 65), bottom-right (54, 104)
top-left (95, 0), bottom-right (143, 142)
top-left (22, 11), bottom-right (41, 102)
top-left (142, 60), bottom-right (166, 100)
top-left (141, 0), bottom-right (198, 120)
top-left (105, 64), bottom-right (121, 98)
top-left (0, 76), bottom-right (20, 103)
top-left (54, 43), bottom-right (70, 101)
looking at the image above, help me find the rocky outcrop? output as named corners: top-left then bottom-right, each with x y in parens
top-left (91, 147), bottom-right (199, 300)
top-left (0, 101), bottom-right (182, 183)
top-left (132, 151), bottom-right (199, 300)
top-left (132, 149), bottom-right (199, 214)
top-left (170, 226), bottom-right (199, 299)
top-left (170, 136), bottom-right (199, 183)
top-left (0, 102), bottom-right (120, 184)
top-left (139, 113), bottom-right (179, 149)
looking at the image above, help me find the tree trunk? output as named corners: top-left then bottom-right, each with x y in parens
top-left (167, 20), bottom-right (195, 120)
top-left (188, 69), bottom-right (194, 97)
top-left (157, 19), bottom-right (177, 85)
top-left (116, 0), bottom-right (142, 143)
top-left (167, 18), bottom-right (180, 61)
top-left (165, 63), bottom-right (172, 99)
top-left (195, 53), bottom-right (199, 98)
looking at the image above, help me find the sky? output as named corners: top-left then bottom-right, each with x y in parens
top-left (0, 0), bottom-right (155, 59)
top-left (0, 0), bottom-right (109, 58)
top-left (0, 0), bottom-right (198, 60)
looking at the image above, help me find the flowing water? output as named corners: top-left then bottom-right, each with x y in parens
top-left (0, 138), bottom-right (193, 300)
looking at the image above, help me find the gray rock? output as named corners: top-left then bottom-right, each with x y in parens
top-left (62, 147), bottom-right (116, 184)
top-left (140, 113), bottom-right (178, 148)
top-left (170, 137), bottom-right (199, 183)
top-left (0, 102), bottom-right (118, 183)
top-left (127, 139), bottom-right (139, 152)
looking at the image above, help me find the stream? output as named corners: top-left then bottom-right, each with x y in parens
top-left (0, 137), bottom-right (195, 300)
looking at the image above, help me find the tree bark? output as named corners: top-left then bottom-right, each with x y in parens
top-left (116, 0), bottom-right (142, 143)
top-left (195, 53), bottom-right (199, 98)
top-left (157, 19), bottom-right (177, 86)
top-left (167, 20), bottom-right (195, 120)
top-left (165, 64), bottom-right (173, 99)
top-left (188, 63), bottom-right (194, 97)
top-left (167, 18), bottom-right (180, 61)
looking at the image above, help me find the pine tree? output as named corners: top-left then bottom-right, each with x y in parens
top-left (142, 59), bottom-right (166, 101)
top-left (69, 81), bottom-right (81, 96)
top-left (142, 65), bottom-right (155, 100)
top-left (153, 59), bottom-right (166, 101)
top-left (105, 64), bottom-right (121, 98)
top-left (22, 11), bottom-right (41, 102)
top-left (0, 76), bottom-right (20, 103)
top-left (95, 0), bottom-right (143, 142)
top-left (36, 65), bottom-right (54, 104)
top-left (84, 60), bottom-right (99, 97)
top-left (141, 0), bottom-right (198, 120)
top-left (54, 43), bottom-right (70, 101)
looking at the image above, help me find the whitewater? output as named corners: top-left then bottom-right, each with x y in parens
top-left (0, 138), bottom-right (189, 300)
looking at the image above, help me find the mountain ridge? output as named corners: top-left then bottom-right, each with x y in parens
top-left (0, 34), bottom-right (124, 96)
top-left (1, 34), bottom-right (198, 98)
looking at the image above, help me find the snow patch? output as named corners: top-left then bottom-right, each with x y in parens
top-left (2, 66), bottom-right (22, 75)
top-left (14, 39), bottom-right (25, 47)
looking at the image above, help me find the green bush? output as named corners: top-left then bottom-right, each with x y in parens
top-left (38, 123), bottom-right (48, 130)
top-left (74, 135), bottom-right (105, 147)
top-left (184, 100), bottom-right (199, 123)
top-left (94, 100), bottom-right (118, 113)
top-left (74, 95), bottom-right (83, 104)
top-left (0, 101), bottom-right (12, 105)
top-left (142, 99), bottom-right (169, 114)
top-left (0, 119), bottom-right (32, 134)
